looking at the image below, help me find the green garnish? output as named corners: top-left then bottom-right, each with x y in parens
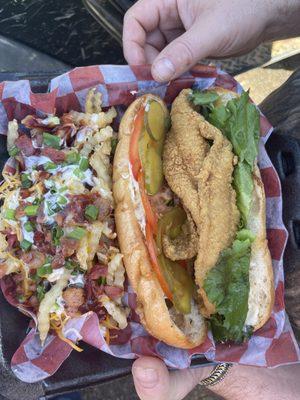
top-left (65, 259), bottom-right (80, 270)
top-left (79, 157), bottom-right (89, 171)
top-left (20, 239), bottom-right (32, 251)
top-left (84, 204), bottom-right (98, 221)
top-left (44, 161), bottom-right (57, 171)
top-left (24, 205), bottom-right (39, 216)
top-left (24, 221), bottom-right (34, 232)
top-left (5, 209), bottom-right (16, 220)
top-left (67, 227), bottom-right (87, 240)
top-left (74, 168), bottom-right (84, 179)
top-left (37, 262), bottom-right (53, 277)
top-left (111, 138), bottom-right (118, 155)
top-left (17, 294), bottom-right (26, 303)
top-left (8, 146), bottom-right (19, 157)
top-left (98, 277), bottom-right (106, 286)
top-left (190, 91), bottom-right (219, 106)
top-left (43, 132), bottom-right (60, 149)
top-left (21, 173), bottom-right (32, 189)
top-left (52, 226), bottom-right (64, 246)
top-left (66, 151), bottom-right (80, 165)
top-left (57, 195), bottom-right (68, 205)
top-left (204, 230), bottom-right (255, 342)
top-left (37, 284), bottom-right (46, 302)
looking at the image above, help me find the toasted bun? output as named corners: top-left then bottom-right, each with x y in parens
top-left (246, 166), bottom-right (274, 330)
top-left (113, 94), bottom-right (207, 349)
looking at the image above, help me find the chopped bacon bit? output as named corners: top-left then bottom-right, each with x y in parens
top-left (15, 135), bottom-right (36, 156)
top-left (31, 128), bottom-right (44, 148)
top-left (51, 253), bottom-right (65, 269)
top-left (54, 123), bottom-right (77, 146)
top-left (60, 113), bottom-right (73, 125)
top-left (22, 115), bottom-right (56, 130)
top-left (38, 171), bottom-right (51, 180)
top-left (104, 285), bottom-right (123, 300)
top-left (94, 197), bottom-right (112, 221)
top-left (6, 234), bottom-right (18, 249)
top-left (89, 264), bottom-right (108, 280)
top-left (63, 287), bottom-right (85, 317)
top-left (26, 294), bottom-right (39, 309)
top-left (60, 237), bottom-right (79, 257)
top-left (12, 272), bottom-right (23, 284)
top-left (34, 231), bottom-right (55, 255)
top-left (20, 189), bottom-right (31, 199)
top-left (21, 250), bottom-right (46, 269)
top-left (55, 214), bottom-right (64, 226)
top-left (15, 207), bottom-right (26, 219)
top-left (41, 147), bottom-right (65, 163)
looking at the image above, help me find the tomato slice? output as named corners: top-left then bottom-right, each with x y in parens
top-left (129, 106), bottom-right (145, 179)
top-left (145, 224), bottom-right (173, 300)
top-left (138, 171), bottom-right (158, 233)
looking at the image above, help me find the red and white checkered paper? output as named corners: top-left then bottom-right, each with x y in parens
top-left (0, 65), bottom-right (299, 383)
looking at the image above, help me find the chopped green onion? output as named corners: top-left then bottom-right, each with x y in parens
top-left (66, 151), bottom-right (80, 165)
top-left (20, 239), bottom-right (32, 251)
top-left (57, 195), bottom-right (68, 205)
top-left (52, 226), bottom-right (64, 246)
top-left (29, 272), bottom-right (38, 282)
top-left (98, 277), bottom-right (106, 286)
top-left (43, 132), bottom-right (60, 149)
top-left (67, 226), bottom-right (87, 240)
top-left (58, 186), bottom-right (68, 193)
top-left (37, 263), bottom-right (53, 277)
top-left (33, 197), bottom-right (42, 206)
top-left (24, 205), bottom-right (39, 216)
top-left (5, 209), bottom-right (16, 220)
top-left (74, 168), bottom-right (84, 179)
top-left (21, 173), bottom-right (32, 189)
top-left (111, 137), bottom-right (118, 155)
top-left (65, 259), bottom-right (80, 270)
top-left (37, 285), bottom-right (46, 302)
top-left (17, 294), bottom-right (26, 303)
top-left (24, 221), bottom-right (34, 232)
top-left (8, 146), bottom-right (20, 157)
top-left (44, 161), bottom-right (57, 171)
top-left (79, 157), bottom-right (89, 171)
top-left (84, 204), bottom-right (99, 221)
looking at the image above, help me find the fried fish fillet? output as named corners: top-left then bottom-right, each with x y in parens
top-left (195, 121), bottom-right (240, 316)
top-left (164, 89), bottom-right (240, 315)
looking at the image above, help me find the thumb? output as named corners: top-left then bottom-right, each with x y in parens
top-left (132, 356), bottom-right (213, 400)
top-left (151, 17), bottom-right (221, 82)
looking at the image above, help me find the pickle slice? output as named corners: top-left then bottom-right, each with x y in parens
top-left (156, 208), bottom-right (194, 314)
top-left (158, 254), bottom-right (193, 314)
top-left (145, 100), bottom-right (166, 142)
top-left (144, 146), bottom-right (163, 195)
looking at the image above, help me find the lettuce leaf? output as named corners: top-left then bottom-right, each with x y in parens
top-left (191, 90), bottom-right (260, 223)
top-left (203, 230), bottom-right (255, 342)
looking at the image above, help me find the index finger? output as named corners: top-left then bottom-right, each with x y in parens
top-left (123, 0), bottom-right (161, 64)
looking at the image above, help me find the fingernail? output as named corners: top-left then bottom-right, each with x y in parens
top-left (152, 57), bottom-right (175, 81)
top-left (133, 366), bottom-right (159, 388)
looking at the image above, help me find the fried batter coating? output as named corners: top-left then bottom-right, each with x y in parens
top-left (195, 121), bottom-right (240, 315)
top-left (170, 89), bottom-right (209, 183)
top-left (163, 90), bottom-right (240, 315)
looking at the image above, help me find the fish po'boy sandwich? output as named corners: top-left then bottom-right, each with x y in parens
top-left (113, 88), bottom-right (274, 348)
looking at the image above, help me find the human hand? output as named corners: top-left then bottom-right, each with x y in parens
top-left (132, 356), bottom-right (300, 400)
top-left (123, 0), bottom-right (300, 82)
